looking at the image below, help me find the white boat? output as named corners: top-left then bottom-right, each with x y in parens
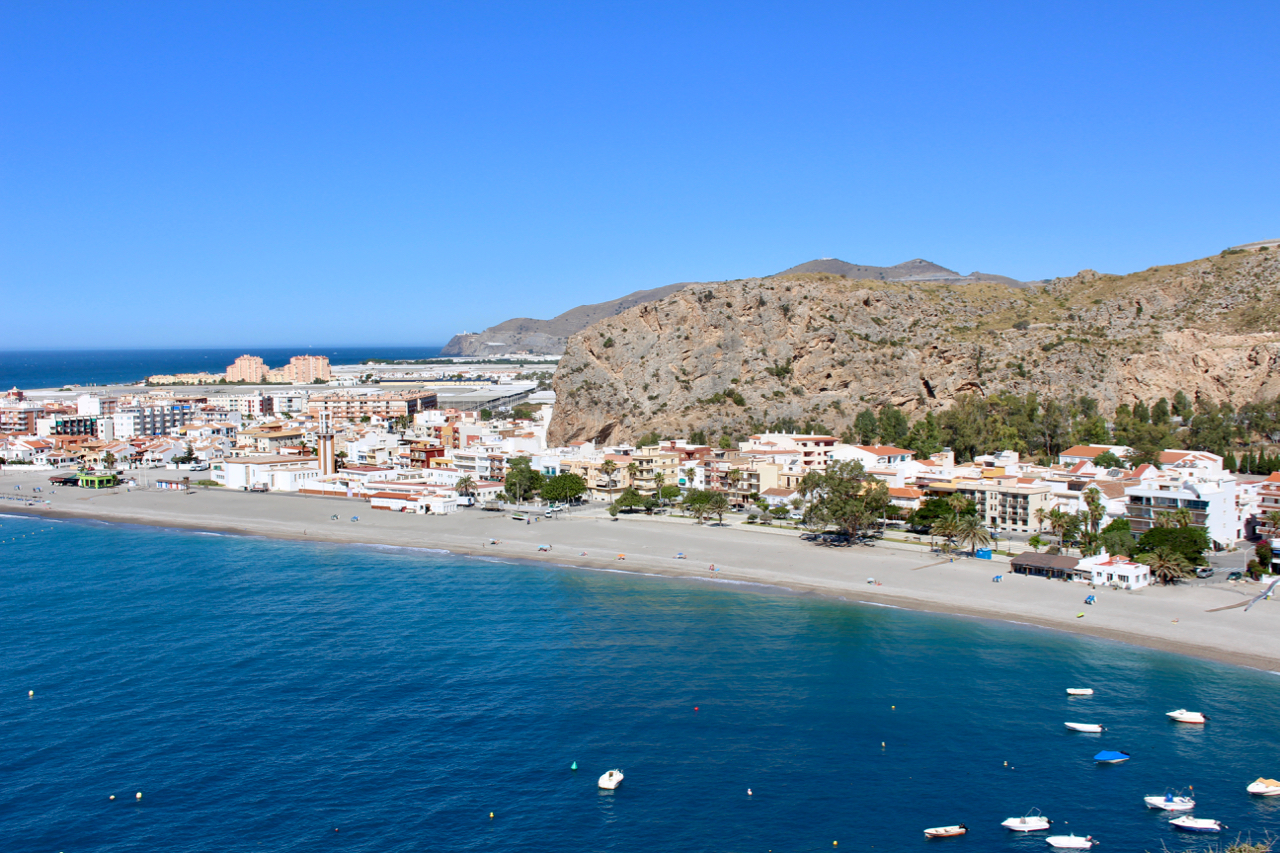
top-left (1144, 793), bottom-right (1195, 811)
top-left (1066, 688), bottom-right (1094, 696)
top-left (924, 824), bottom-right (967, 838)
top-left (1003, 811), bottom-right (1052, 832)
top-left (597, 769), bottom-right (624, 789)
top-left (1046, 834), bottom-right (1095, 849)
top-left (1166, 709), bottom-right (1208, 724)
top-left (1247, 777), bottom-right (1280, 796)
top-left (1169, 816), bottom-right (1223, 833)
top-left (1065, 722), bottom-right (1105, 733)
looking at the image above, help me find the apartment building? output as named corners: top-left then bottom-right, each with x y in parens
top-left (926, 476), bottom-right (1055, 534)
top-left (307, 390), bottom-right (437, 423)
top-left (1254, 473), bottom-right (1280, 538)
top-left (226, 355), bottom-right (268, 383)
top-left (741, 433), bottom-right (837, 471)
top-left (630, 446), bottom-right (682, 497)
top-left (1126, 474), bottom-right (1240, 549)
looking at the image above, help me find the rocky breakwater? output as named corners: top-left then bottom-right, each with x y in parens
top-left (547, 249), bottom-right (1280, 446)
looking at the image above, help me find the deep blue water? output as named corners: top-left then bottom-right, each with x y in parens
top-left (2, 515), bottom-right (1279, 853)
top-left (0, 347), bottom-right (443, 390)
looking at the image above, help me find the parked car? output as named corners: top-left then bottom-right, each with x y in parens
top-left (1226, 571), bottom-right (1244, 581)
top-left (1195, 567), bottom-right (1214, 579)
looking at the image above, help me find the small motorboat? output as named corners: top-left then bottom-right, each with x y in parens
top-left (1003, 811), bottom-right (1052, 832)
top-left (924, 824), bottom-right (967, 838)
top-left (1065, 722), bottom-right (1105, 733)
top-left (1144, 792), bottom-right (1195, 811)
top-left (1066, 688), bottom-right (1094, 696)
top-left (1095, 750), bottom-right (1131, 763)
top-left (1169, 816), bottom-right (1223, 833)
top-left (1167, 709), bottom-right (1208, 724)
top-left (1046, 834), bottom-right (1095, 848)
top-left (597, 769), bottom-right (624, 789)
top-left (1247, 777), bottom-right (1280, 796)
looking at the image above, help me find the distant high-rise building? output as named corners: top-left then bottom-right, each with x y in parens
top-left (227, 355), bottom-right (268, 383)
top-left (284, 355), bottom-right (331, 384)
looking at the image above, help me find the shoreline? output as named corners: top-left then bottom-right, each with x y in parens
top-left (4, 477), bottom-right (1279, 674)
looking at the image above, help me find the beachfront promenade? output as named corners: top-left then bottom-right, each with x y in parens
top-left (3, 468), bottom-right (1279, 672)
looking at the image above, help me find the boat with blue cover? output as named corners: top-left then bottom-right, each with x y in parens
top-left (1095, 750), bottom-right (1130, 763)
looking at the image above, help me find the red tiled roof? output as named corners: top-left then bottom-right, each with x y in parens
top-left (1061, 445), bottom-right (1109, 458)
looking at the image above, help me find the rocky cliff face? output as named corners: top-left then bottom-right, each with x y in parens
top-left (548, 249), bottom-right (1280, 446)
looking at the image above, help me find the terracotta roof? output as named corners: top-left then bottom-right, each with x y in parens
top-left (760, 487), bottom-right (796, 497)
top-left (888, 487), bottom-right (924, 498)
top-left (856, 445), bottom-right (914, 456)
top-left (1061, 445), bottom-right (1110, 458)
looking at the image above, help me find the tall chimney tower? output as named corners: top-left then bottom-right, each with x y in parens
top-left (317, 411), bottom-right (336, 476)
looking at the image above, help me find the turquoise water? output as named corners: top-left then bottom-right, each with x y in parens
top-left (2, 514), bottom-right (1279, 852)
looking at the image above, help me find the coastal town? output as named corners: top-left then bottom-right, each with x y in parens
top-left (3, 352), bottom-right (1278, 592)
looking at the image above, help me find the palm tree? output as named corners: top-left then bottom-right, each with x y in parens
top-left (103, 451), bottom-right (117, 470)
top-left (653, 471), bottom-right (665, 505)
top-left (1046, 507), bottom-right (1068, 549)
top-left (1170, 506), bottom-right (1194, 528)
top-left (954, 514), bottom-right (993, 556)
top-left (1034, 506), bottom-right (1047, 532)
top-left (932, 515), bottom-right (959, 555)
top-left (725, 469), bottom-right (743, 505)
top-left (1143, 547), bottom-right (1194, 586)
top-left (946, 492), bottom-right (971, 516)
top-left (600, 460), bottom-right (618, 503)
top-left (1084, 487), bottom-right (1105, 536)
top-left (454, 475), bottom-right (475, 498)
top-left (706, 492), bottom-right (729, 525)
top-left (625, 462), bottom-right (639, 494)
top-left (1265, 510), bottom-right (1280, 536)
top-left (1154, 511), bottom-right (1178, 529)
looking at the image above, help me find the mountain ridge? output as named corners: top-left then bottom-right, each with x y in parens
top-left (547, 246), bottom-right (1280, 446)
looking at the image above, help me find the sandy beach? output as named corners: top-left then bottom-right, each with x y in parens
top-left (3, 468), bottom-right (1279, 673)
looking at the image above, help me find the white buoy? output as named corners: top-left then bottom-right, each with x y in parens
top-left (136, 792), bottom-right (142, 800)
top-left (109, 795), bottom-right (115, 800)
top-left (28, 690), bottom-right (34, 698)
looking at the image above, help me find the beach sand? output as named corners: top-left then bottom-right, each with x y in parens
top-left (3, 469), bottom-right (1278, 673)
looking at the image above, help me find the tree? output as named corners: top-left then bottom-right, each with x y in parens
top-left (1028, 534), bottom-right (1045, 552)
top-left (636, 431), bottom-right (661, 447)
top-left (689, 429), bottom-right (707, 446)
top-left (1093, 451), bottom-right (1124, 470)
top-left (718, 435), bottom-right (733, 450)
top-left (909, 497), bottom-right (965, 531)
top-left (1137, 526), bottom-right (1210, 566)
top-left (878, 405), bottom-right (909, 445)
top-left (1141, 547), bottom-right (1195, 585)
top-left (682, 489), bottom-right (714, 523)
top-left (454, 475), bottom-right (475, 497)
top-left (853, 408), bottom-right (879, 444)
top-left (1172, 391), bottom-right (1192, 420)
top-left (102, 451), bottom-right (117, 470)
top-left (480, 408), bottom-right (493, 421)
top-left (503, 457), bottom-right (544, 504)
top-left (652, 471), bottom-right (666, 503)
top-left (1034, 506), bottom-right (1047, 532)
top-left (904, 411), bottom-right (944, 457)
top-left (954, 513), bottom-right (993, 555)
top-left (540, 473), bottom-right (586, 503)
top-left (798, 460), bottom-right (890, 543)
top-left (615, 487), bottom-right (648, 512)
top-left (1150, 397), bottom-right (1170, 426)
top-left (1256, 540), bottom-right (1273, 575)
top-left (705, 492), bottom-right (730, 524)
top-left (1083, 487), bottom-right (1105, 536)
top-left (659, 484), bottom-right (682, 502)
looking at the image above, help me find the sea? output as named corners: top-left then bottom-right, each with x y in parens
top-left (0, 347), bottom-right (444, 391)
top-left (2, 515), bottom-right (1279, 852)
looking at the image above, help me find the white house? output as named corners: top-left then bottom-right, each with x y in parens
top-left (211, 455), bottom-right (322, 491)
top-left (833, 444), bottom-right (916, 468)
top-left (1073, 551), bottom-right (1151, 590)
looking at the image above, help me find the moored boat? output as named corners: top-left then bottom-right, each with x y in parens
top-left (924, 824), bottom-right (967, 838)
top-left (1166, 709), bottom-right (1208, 724)
top-left (1144, 792), bottom-right (1195, 811)
top-left (1169, 816), bottom-right (1223, 833)
top-left (1065, 722), bottom-right (1104, 733)
top-left (1066, 688), bottom-right (1094, 696)
top-left (1046, 834), bottom-right (1095, 848)
top-left (597, 769), bottom-right (624, 789)
top-left (1095, 750), bottom-right (1130, 763)
top-left (1247, 778), bottom-right (1280, 796)
top-left (1003, 810), bottom-right (1052, 832)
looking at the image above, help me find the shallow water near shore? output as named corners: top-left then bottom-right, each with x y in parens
top-left (3, 516), bottom-right (1279, 852)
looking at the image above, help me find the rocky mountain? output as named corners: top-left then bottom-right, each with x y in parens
top-left (441, 257), bottom-right (1026, 357)
top-left (439, 282), bottom-right (693, 357)
top-left (548, 247), bottom-right (1280, 446)
top-left (774, 258), bottom-right (1025, 288)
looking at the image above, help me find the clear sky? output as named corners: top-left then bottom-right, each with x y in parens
top-left (2, 1), bottom-right (1277, 348)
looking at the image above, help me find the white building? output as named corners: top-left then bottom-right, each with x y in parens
top-left (1125, 473), bottom-right (1242, 549)
top-left (210, 455), bottom-right (322, 491)
top-left (1073, 552), bottom-right (1151, 590)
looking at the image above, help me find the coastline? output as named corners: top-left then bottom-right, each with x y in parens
top-left (4, 473), bottom-right (1279, 674)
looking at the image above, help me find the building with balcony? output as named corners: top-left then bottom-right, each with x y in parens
top-left (307, 390), bottom-right (437, 423)
top-left (226, 355), bottom-right (269, 383)
top-left (1125, 474), bottom-right (1240, 549)
top-left (924, 477), bottom-right (1054, 534)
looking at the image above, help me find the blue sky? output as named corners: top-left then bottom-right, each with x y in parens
top-left (2, 1), bottom-right (1277, 348)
